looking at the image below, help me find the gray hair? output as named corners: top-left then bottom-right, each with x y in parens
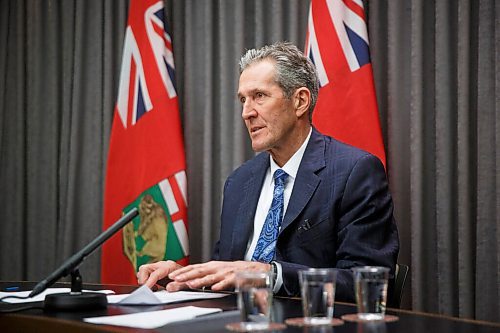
top-left (239, 41), bottom-right (319, 121)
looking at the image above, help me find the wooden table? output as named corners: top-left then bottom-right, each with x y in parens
top-left (1, 281), bottom-right (498, 333)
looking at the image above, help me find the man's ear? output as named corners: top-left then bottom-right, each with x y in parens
top-left (294, 87), bottom-right (311, 118)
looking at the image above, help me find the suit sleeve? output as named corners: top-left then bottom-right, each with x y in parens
top-left (334, 153), bottom-right (399, 301)
top-left (278, 154), bottom-right (399, 302)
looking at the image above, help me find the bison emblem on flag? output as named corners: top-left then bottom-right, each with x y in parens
top-left (122, 173), bottom-right (189, 271)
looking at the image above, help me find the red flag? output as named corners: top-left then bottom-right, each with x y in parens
top-left (101, 0), bottom-right (189, 284)
top-left (305, 0), bottom-right (386, 168)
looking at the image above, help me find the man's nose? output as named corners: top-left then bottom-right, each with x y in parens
top-left (241, 100), bottom-right (256, 119)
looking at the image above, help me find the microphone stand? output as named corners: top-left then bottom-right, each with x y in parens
top-left (29, 208), bottom-right (139, 311)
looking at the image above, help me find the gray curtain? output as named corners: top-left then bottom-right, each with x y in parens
top-left (0, 0), bottom-right (498, 322)
top-left (0, 0), bottom-right (128, 283)
top-left (368, 0), bottom-right (499, 320)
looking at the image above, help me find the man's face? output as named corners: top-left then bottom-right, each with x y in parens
top-left (237, 60), bottom-right (297, 155)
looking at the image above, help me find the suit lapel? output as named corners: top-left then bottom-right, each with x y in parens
top-left (280, 129), bottom-right (326, 234)
top-left (230, 154), bottom-right (269, 259)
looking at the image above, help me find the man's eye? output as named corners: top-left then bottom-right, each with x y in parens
top-left (256, 92), bottom-right (264, 98)
top-left (240, 97), bottom-right (246, 104)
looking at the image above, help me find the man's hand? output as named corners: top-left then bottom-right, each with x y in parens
top-left (137, 260), bottom-right (187, 291)
top-left (168, 261), bottom-right (271, 291)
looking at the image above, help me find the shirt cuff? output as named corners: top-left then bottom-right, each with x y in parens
top-left (272, 261), bottom-right (283, 293)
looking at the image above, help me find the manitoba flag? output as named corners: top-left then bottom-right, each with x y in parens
top-left (305, 0), bottom-right (386, 168)
top-left (101, 0), bottom-right (189, 284)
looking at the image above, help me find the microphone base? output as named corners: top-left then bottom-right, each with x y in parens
top-left (44, 292), bottom-right (108, 311)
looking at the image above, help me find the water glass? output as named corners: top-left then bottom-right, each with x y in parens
top-left (235, 271), bottom-right (273, 331)
top-left (352, 266), bottom-right (389, 321)
top-left (298, 268), bottom-right (337, 325)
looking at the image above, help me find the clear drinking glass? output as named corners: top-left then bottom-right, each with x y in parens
top-left (234, 271), bottom-right (273, 331)
top-left (352, 266), bottom-right (389, 321)
top-left (298, 268), bottom-right (337, 325)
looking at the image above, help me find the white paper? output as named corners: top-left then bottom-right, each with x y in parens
top-left (84, 305), bottom-right (222, 329)
top-left (0, 288), bottom-right (115, 304)
top-left (107, 285), bottom-right (229, 305)
top-left (110, 285), bottom-right (162, 305)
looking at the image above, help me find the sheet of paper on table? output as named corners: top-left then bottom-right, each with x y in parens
top-left (84, 305), bottom-right (222, 329)
top-left (107, 284), bottom-right (229, 305)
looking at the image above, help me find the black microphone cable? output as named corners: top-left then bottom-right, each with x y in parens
top-left (0, 294), bottom-right (43, 313)
top-left (0, 294), bottom-right (30, 302)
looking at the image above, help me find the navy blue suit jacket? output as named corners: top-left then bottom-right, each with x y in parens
top-left (212, 128), bottom-right (399, 302)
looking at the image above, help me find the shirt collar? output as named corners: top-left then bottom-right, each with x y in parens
top-left (269, 127), bottom-right (312, 181)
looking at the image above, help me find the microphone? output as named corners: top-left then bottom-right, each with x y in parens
top-left (29, 207), bottom-right (139, 310)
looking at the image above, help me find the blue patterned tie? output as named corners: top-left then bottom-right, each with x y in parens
top-left (252, 169), bottom-right (289, 263)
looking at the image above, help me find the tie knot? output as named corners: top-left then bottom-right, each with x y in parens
top-left (273, 169), bottom-right (288, 185)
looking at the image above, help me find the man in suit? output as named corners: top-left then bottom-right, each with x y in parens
top-left (137, 42), bottom-right (399, 302)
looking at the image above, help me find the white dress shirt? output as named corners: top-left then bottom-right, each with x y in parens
top-left (244, 127), bottom-right (312, 292)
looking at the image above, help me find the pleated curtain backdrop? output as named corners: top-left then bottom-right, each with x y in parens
top-left (0, 0), bottom-right (498, 322)
top-left (0, 0), bottom-right (129, 285)
top-left (368, 1), bottom-right (499, 320)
